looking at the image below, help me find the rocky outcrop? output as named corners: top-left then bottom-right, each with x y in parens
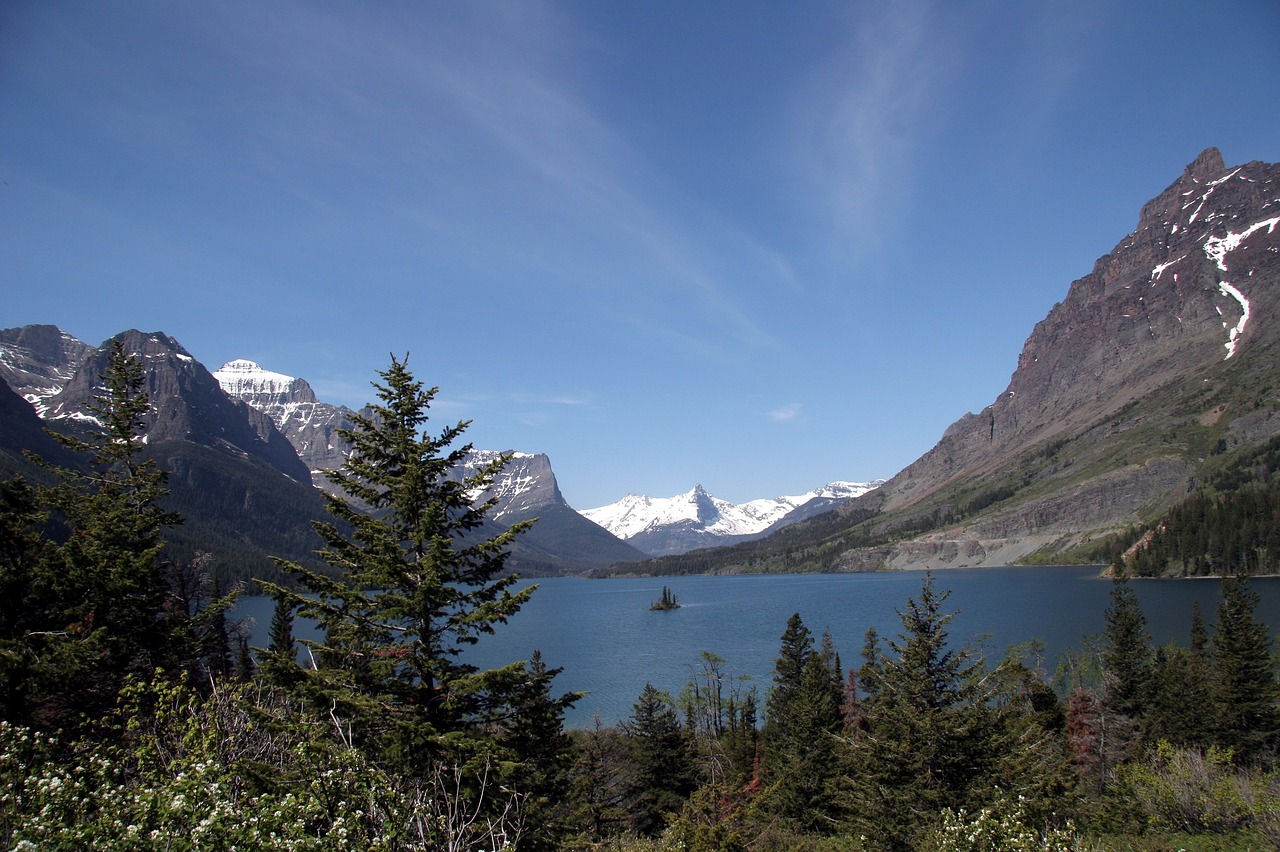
top-left (0, 324), bottom-right (95, 412)
top-left (859, 151), bottom-right (1280, 563)
top-left (213, 359), bottom-right (353, 478)
top-left (882, 150), bottom-right (1280, 518)
top-left (48, 331), bottom-right (311, 483)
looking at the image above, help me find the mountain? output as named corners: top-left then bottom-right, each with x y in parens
top-left (583, 481), bottom-right (880, 556)
top-left (614, 148), bottom-right (1280, 576)
top-left (212, 363), bottom-right (647, 575)
top-left (447, 449), bottom-right (648, 573)
top-left (0, 328), bottom-right (331, 584)
top-left (0, 324), bottom-right (96, 414)
top-left (212, 359), bottom-right (354, 480)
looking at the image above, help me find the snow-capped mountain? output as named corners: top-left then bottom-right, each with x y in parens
top-left (214, 359), bottom-right (354, 479)
top-left (0, 324), bottom-right (95, 415)
top-left (582, 481), bottom-right (881, 556)
top-left (214, 360), bottom-right (646, 572)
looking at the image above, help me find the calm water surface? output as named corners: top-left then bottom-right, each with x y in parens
top-left (234, 566), bottom-right (1280, 728)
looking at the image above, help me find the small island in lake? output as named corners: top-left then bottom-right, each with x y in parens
top-left (650, 585), bottom-right (681, 610)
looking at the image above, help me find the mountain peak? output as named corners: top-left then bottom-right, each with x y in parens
top-left (583, 480), bottom-right (881, 555)
top-left (1185, 147), bottom-right (1225, 181)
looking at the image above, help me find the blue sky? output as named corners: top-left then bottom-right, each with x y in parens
top-left (2, 1), bottom-right (1278, 510)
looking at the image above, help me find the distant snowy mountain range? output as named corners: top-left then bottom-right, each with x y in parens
top-left (582, 481), bottom-right (881, 557)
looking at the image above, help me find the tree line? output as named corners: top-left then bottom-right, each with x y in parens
top-left (2, 347), bottom-right (1279, 849)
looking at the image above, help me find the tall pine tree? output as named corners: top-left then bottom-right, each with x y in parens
top-left (1209, 574), bottom-right (1279, 763)
top-left (262, 355), bottom-right (568, 777)
top-left (22, 342), bottom-right (182, 733)
top-left (842, 573), bottom-right (1002, 850)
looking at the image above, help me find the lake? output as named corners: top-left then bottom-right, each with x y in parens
top-left (232, 566), bottom-right (1280, 728)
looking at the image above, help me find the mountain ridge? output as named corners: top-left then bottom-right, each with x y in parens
top-left (611, 148), bottom-right (1280, 576)
top-left (582, 481), bottom-right (881, 556)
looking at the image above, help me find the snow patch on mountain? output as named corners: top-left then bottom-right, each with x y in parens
top-left (1201, 216), bottom-right (1278, 358)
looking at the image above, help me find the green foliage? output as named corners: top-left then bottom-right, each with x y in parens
top-left (622, 683), bottom-right (696, 837)
top-left (650, 586), bottom-right (680, 610)
top-left (842, 574), bottom-right (1010, 850)
top-left (1119, 741), bottom-right (1280, 837)
top-left (0, 676), bottom-right (523, 851)
top-left (262, 354), bottom-right (558, 774)
top-left (1208, 575), bottom-right (1280, 762)
top-left (3, 343), bottom-right (191, 735)
top-left (762, 615), bottom-right (843, 831)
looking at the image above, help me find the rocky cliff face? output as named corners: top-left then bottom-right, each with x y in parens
top-left (0, 324), bottom-right (95, 412)
top-left (47, 331), bottom-right (311, 484)
top-left (213, 359), bottom-right (353, 479)
top-left (855, 149), bottom-right (1280, 568)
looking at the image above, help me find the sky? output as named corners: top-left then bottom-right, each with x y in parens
top-left (2, 1), bottom-right (1279, 510)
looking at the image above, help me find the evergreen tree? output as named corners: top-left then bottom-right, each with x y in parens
top-left (762, 613), bottom-right (845, 828)
top-left (261, 355), bottom-right (568, 777)
top-left (0, 477), bottom-right (47, 725)
top-left (842, 573), bottom-right (1001, 850)
top-left (1099, 575), bottom-right (1151, 770)
top-left (622, 682), bottom-right (695, 836)
top-left (258, 590), bottom-right (299, 685)
top-left (1101, 577), bottom-right (1151, 719)
top-left (494, 650), bottom-right (580, 850)
top-left (23, 342), bottom-right (183, 732)
top-left (1209, 574), bottom-right (1280, 763)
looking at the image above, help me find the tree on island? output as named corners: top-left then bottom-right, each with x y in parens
top-left (650, 585), bottom-right (680, 610)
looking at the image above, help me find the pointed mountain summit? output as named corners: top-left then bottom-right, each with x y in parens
top-left (0, 324), bottom-right (95, 413)
top-left (48, 331), bottom-right (310, 483)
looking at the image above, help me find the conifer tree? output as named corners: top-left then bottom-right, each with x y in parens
top-left (762, 615), bottom-right (844, 830)
top-left (1099, 575), bottom-right (1151, 770)
top-left (1102, 577), bottom-right (1151, 719)
top-left (495, 650), bottom-right (580, 850)
top-left (842, 573), bottom-right (1000, 850)
top-left (1209, 574), bottom-right (1279, 763)
top-left (25, 342), bottom-right (183, 731)
top-left (0, 477), bottom-right (47, 725)
top-left (622, 682), bottom-right (695, 836)
top-left (262, 354), bottom-right (561, 776)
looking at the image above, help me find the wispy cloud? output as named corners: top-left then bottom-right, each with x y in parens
top-left (216, 1), bottom-right (794, 360)
top-left (767, 403), bottom-right (803, 423)
top-left (791, 0), bottom-right (956, 265)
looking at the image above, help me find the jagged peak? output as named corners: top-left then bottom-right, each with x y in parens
top-left (1184, 147), bottom-right (1225, 182)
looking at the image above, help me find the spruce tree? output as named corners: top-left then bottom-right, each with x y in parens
top-left (0, 477), bottom-right (47, 725)
top-left (1209, 574), bottom-right (1279, 763)
top-left (760, 615), bottom-right (845, 830)
top-left (622, 682), bottom-right (695, 836)
top-left (262, 354), bottom-right (564, 776)
top-left (1099, 575), bottom-right (1151, 770)
top-left (26, 342), bottom-right (182, 731)
top-left (842, 573), bottom-right (1000, 850)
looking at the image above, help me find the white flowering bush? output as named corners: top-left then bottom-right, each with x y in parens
top-left (926, 789), bottom-right (1080, 852)
top-left (0, 675), bottom-right (520, 851)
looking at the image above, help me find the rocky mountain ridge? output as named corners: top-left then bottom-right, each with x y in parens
top-left (0, 329), bottom-right (645, 575)
top-left (212, 359), bottom-right (354, 479)
top-left (623, 148), bottom-right (1280, 576)
top-left (583, 481), bottom-right (881, 556)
